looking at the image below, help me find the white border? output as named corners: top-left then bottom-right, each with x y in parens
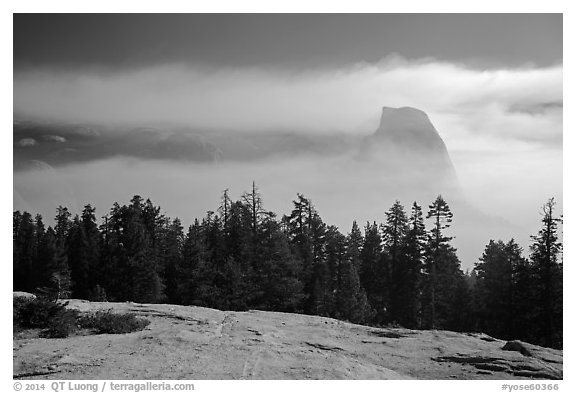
top-left (3, 2), bottom-right (572, 392)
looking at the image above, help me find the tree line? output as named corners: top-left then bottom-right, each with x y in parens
top-left (13, 183), bottom-right (562, 348)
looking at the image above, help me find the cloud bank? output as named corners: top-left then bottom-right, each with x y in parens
top-left (14, 58), bottom-right (562, 149)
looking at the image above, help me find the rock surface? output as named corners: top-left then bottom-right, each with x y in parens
top-left (375, 107), bottom-right (447, 150)
top-left (13, 298), bottom-right (563, 380)
top-left (361, 106), bottom-right (458, 188)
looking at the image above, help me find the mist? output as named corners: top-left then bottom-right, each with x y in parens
top-left (14, 58), bottom-right (562, 137)
top-left (13, 57), bottom-right (563, 269)
top-left (13, 144), bottom-right (562, 271)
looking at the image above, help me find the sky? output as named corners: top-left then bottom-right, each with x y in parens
top-left (13, 14), bottom-right (561, 70)
top-left (12, 13), bottom-right (563, 269)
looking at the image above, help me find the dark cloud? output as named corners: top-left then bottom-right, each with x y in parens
top-left (14, 14), bottom-right (562, 70)
top-left (509, 101), bottom-right (563, 115)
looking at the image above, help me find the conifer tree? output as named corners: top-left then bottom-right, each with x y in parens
top-left (359, 221), bottom-right (386, 323)
top-left (54, 206), bottom-right (72, 244)
top-left (218, 189), bottom-right (232, 229)
top-left (179, 219), bottom-right (208, 305)
top-left (317, 225), bottom-right (345, 316)
top-left (397, 202), bottom-right (426, 328)
top-left (473, 239), bottom-right (521, 339)
top-left (36, 227), bottom-right (71, 299)
top-left (127, 200), bottom-right (164, 303)
top-left (330, 226), bottom-right (373, 324)
top-left (254, 217), bottom-right (304, 312)
top-left (346, 220), bottom-right (363, 271)
top-left (132, 196), bottom-right (165, 303)
top-left (142, 198), bottom-right (164, 249)
top-left (422, 195), bottom-right (458, 329)
top-left (31, 214), bottom-right (46, 290)
top-left (98, 204), bottom-right (124, 300)
top-left (67, 215), bottom-right (91, 298)
top-left (13, 211), bottom-right (22, 276)
top-left (241, 181), bottom-right (266, 235)
top-left (13, 211), bottom-right (37, 291)
top-left (222, 201), bottom-right (255, 310)
top-left (81, 204), bottom-right (102, 298)
top-left (162, 218), bottom-right (184, 304)
top-left (529, 198), bottom-right (562, 348)
top-left (510, 247), bottom-right (536, 342)
top-left (382, 201), bottom-right (409, 324)
top-left (284, 194), bottom-right (325, 313)
top-left (448, 272), bottom-right (474, 332)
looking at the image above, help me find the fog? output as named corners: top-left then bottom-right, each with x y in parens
top-left (14, 57), bottom-right (562, 138)
top-left (13, 146), bottom-right (562, 270)
top-left (13, 57), bottom-right (562, 269)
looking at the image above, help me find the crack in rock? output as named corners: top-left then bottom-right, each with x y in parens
top-left (433, 353), bottom-right (562, 380)
top-left (305, 342), bottom-right (344, 351)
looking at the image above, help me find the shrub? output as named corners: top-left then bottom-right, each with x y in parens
top-left (14, 297), bottom-right (150, 338)
top-left (13, 296), bottom-right (31, 332)
top-left (40, 308), bottom-right (79, 338)
top-left (13, 296), bottom-right (78, 338)
top-left (78, 310), bottom-right (150, 334)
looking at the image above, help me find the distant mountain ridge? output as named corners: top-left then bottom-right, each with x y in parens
top-left (13, 122), bottom-right (357, 168)
top-left (359, 106), bottom-right (458, 190)
top-left (14, 106), bottom-right (456, 172)
top-left (375, 106), bottom-right (451, 153)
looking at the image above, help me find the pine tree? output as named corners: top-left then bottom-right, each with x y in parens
top-left (13, 211), bottom-right (22, 287)
top-left (510, 247), bottom-right (536, 342)
top-left (128, 215), bottom-right (164, 303)
top-left (254, 217), bottom-right (304, 312)
top-left (448, 272), bottom-right (474, 332)
top-left (98, 204), bottom-right (126, 301)
top-left (204, 212), bottom-right (226, 268)
top-left (129, 196), bottom-right (164, 303)
top-left (67, 215), bottom-right (91, 298)
top-left (307, 206), bottom-right (328, 315)
top-left (347, 221), bottom-right (363, 271)
top-left (397, 202), bottom-right (426, 328)
top-left (241, 181), bottom-right (266, 235)
top-left (330, 226), bottom-right (373, 323)
top-left (225, 201), bottom-right (252, 263)
top-left (218, 189), bottom-right (232, 229)
top-left (320, 225), bottom-right (346, 316)
top-left (100, 197), bottom-right (165, 303)
top-left (202, 212), bottom-right (232, 309)
top-left (359, 221), bottom-right (386, 323)
top-left (81, 204), bottom-right (102, 299)
top-left (142, 198), bottom-right (164, 249)
top-left (222, 200), bottom-right (256, 310)
top-left (54, 206), bottom-right (72, 244)
top-left (283, 194), bottom-right (325, 313)
top-left (473, 239), bottom-right (521, 339)
top-left (13, 211), bottom-right (37, 292)
top-left (50, 206), bottom-right (73, 298)
top-left (382, 201), bottom-right (409, 325)
top-left (48, 206), bottom-right (73, 299)
top-left (31, 214), bottom-right (46, 290)
top-left (529, 198), bottom-right (562, 348)
top-left (161, 218), bottom-right (184, 304)
top-left (36, 227), bottom-right (71, 299)
top-left (179, 220), bottom-right (208, 305)
top-left (422, 195), bottom-right (458, 329)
